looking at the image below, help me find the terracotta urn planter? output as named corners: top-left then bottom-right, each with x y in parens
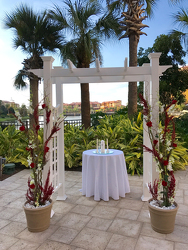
top-left (148, 198), bottom-right (179, 234)
top-left (23, 199), bottom-right (53, 232)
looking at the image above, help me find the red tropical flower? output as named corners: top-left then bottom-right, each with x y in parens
top-left (19, 125), bottom-right (25, 131)
top-left (30, 162), bottom-right (35, 168)
top-left (42, 104), bottom-right (46, 109)
top-left (146, 121), bottom-right (152, 127)
top-left (26, 147), bottom-right (31, 151)
top-left (35, 125), bottom-right (40, 131)
top-left (44, 146), bottom-right (50, 154)
top-left (172, 143), bottom-right (177, 148)
top-left (139, 93), bottom-right (149, 116)
top-left (163, 160), bottom-right (168, 166)
top-left (30, 183), bottom-right (35, 189)
top-left (153, 140), bottom-right (158, 146)
top-left (171, 100), bottom-right (177, 105)
top-left (162, 180), bottom-right (167, 186)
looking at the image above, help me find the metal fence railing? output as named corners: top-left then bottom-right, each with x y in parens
top-left (0, 119), bottom-right (82, 130)
top-left (64, 119), bottom-right (82, 127)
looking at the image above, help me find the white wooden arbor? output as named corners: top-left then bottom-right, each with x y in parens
top-left (31, 53), bottom-right (171, 201)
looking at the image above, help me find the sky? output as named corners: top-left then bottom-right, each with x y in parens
top-left (0, 0), bottom-right (188, 107)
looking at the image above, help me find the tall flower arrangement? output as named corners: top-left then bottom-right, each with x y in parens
top-left (14, 99), bottom-right (64, 207)
top-left (139, 93), bottom-right (177, 207)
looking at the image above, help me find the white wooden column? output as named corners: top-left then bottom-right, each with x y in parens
top-left (41, 56), bottom-right (54, 182)
top-left (148, 53), bottom-right (161, 184)
top-left (141, 69), bottom-right (153, 201)
top-left (55, 77), bottom-right (67, 200)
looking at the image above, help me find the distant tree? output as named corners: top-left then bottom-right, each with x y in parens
top-left (0, 105), bottom-right (8, 117)
top-left (137, 33), bottom-right (188, 106)
top-left (137, 47), bottom-right (153, 66)
top-left (8, 107), bottom-right (15, 115)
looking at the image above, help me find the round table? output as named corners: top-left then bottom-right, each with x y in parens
top-left (82, 149), bottom-right (130, 201)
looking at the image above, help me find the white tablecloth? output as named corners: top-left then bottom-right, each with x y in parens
top-left (82, 149), bottom-right (130, 201)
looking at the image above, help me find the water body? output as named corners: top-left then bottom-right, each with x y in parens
top-left (65, 115), bottom-right (81, 120)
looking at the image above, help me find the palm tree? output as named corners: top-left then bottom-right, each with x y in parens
top-left (3, 4), bottom-right (63, 126)
top-left (107, 0), bottom-right (183, 117)
top-left (172, 7), bottom-right (188, 50)
top-left (49, 0), bottom-right (120, 129)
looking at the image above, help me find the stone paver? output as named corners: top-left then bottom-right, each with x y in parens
top-left (71, 227), bottom-right (112, 250)
top-left (106, 234), bottom-right (137, 250)
top-left (108, 218), bottom-right (142, 238)
top-left (135, 235), bottom-right (174, 250)
top-left (0, 167), bottom-right (188, 249)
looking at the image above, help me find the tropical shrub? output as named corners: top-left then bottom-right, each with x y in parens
top-left (1, 112), bottom-right (188, 175)
top-left (175, 114), bottom-right (188, 149)
top-left (0, 125), bottom-right (28, 166)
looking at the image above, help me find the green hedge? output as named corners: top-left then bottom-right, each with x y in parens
top-left (1, 112), bottom-right (188, 175)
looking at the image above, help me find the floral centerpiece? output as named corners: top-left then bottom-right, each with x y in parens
top-left (139, 93), bottom-right (177, 208)
top-left (14, 99), bottom-right (64, 208)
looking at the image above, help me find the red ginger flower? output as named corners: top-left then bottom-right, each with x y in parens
top-left (153, 140), bottom-right (158, 146)
top-left (168, 173), bottom-right (176, 198)
top-left (162, 180), bottom-right (167, 186)
top-left (148, 179), bottom-right (158, 200)
top-left (19, 125), bottom-right (25, 131)
top-left (146, 121), bottom-right (152, 127)
top-left (163, 160), bottom-right (168, 166)
top-left (139, 93), bottom-right (150, 116)
top-left (44, 146), bottom-right (49, 154)
top-left (29, 183), bottom-right (35, 189)
top-left (171, 100), bottom-right (177, 105)
top-left (30, 163), bottom-right (35, 168)
top-left (36, 125), bottom-right (40, 131)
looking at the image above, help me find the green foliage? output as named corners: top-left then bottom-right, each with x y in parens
top-left (117, 112), bottom-right (143, 175)
top-left (90, 111), bottom-right (106, 128)
top-left (64, 124), bottom-right (96, 168)
top-left (0, 125), bottom-right (28, 166)
top-left (171, 143), bottom-right (188, 171)
top-left (175, 114), bottom-right (188, 148)
top-left (114, 107), bottom-right (128, 116)
top-left (1, 113), bottom-right (188, 175)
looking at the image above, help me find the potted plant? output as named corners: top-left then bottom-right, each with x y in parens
top-left (14, 100), bottom-right (64, 232)
top-left (139, 93), bottom-right (179, 234)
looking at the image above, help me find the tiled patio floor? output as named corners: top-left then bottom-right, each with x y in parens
top-left (0, 168), bottom-right (188, 250)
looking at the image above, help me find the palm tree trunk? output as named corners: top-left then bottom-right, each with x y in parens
top-left (81, 83), bottom-right (91, 129)
top-left (128, 33), bottom-right (139, 117)
top-left (30, 76), bottom-right (39, 128)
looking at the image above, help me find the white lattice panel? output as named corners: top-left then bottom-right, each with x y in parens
top-left (50, 106), bottom-right (60, 192)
